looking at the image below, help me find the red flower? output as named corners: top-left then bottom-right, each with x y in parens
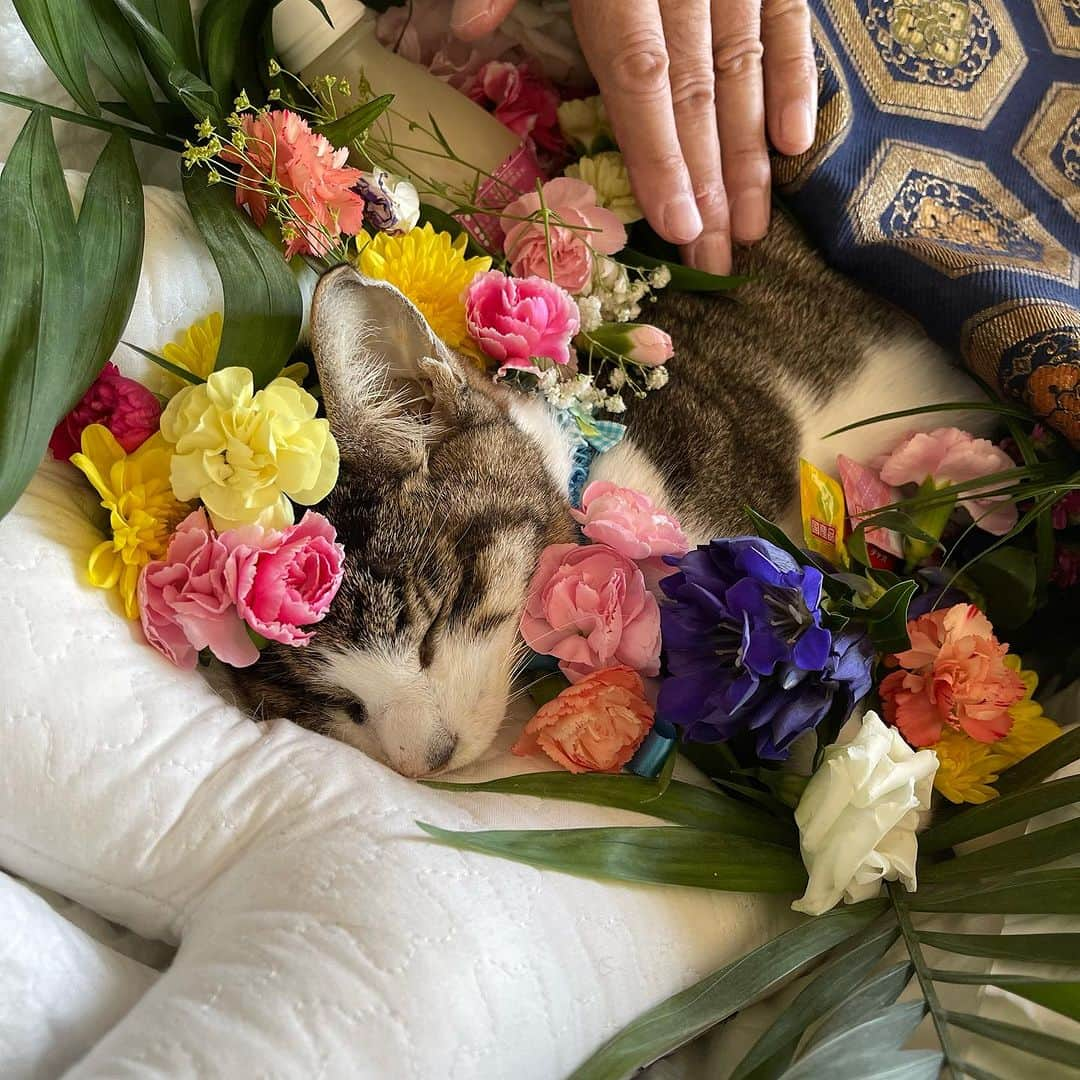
top-left (467, 61), bottom-right (565, 153)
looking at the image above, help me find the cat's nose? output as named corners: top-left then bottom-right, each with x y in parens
top-left (425, 732), bottom-right (459, 774)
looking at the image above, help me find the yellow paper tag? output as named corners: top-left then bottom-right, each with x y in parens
top-left (799, 459), bottom-right (848, 567)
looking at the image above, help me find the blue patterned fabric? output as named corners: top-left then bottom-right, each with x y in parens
top-left (779, 1), bottom-right (1079, 445)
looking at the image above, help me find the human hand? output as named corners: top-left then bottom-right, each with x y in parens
top-left (451, 0), bottom-right (818, 274)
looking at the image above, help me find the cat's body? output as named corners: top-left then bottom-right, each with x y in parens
top-left (231, 212), bottom-right (982, 775)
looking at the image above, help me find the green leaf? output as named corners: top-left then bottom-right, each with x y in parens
top-left (317, 93), bottom-right (395, 148)
top-left (824, 400), bottom-right (1032, 439)
top-left (991, 981), bottom-right (1080, 1024)
top-left (132, 0), bottom-right (199, 73)
top-left (945, 1011), bottom-right (1080, 1069)
top-left (199, 0), bottom-right (279, 105)
top-left (568, 901), bottom-right (887, 1080)
top-left (182, 169), bottom-right (301, 387)
top-left (0, 110), bottom-right (83, 520)
top-left (964, 547), bottom-right (1037, 631)
top-left (417, 823), bottom-right (807, 892)
top-left (114, 0), bottom-right (219, 122)
top-left (75, 132), bottom-right (145, 384)
top-left (919, 817), bottom-right (1080, 884)
top-left (12, 0), bottom-right (100, 116)
top-left (423, 774), bottom-right (796, 846)
top-left (81, 0), bottom-right (162, 132)
top-left (995, 726), bottom-right (1080, 795)
top-left (785, 1047), bottom-right (941, 1080)
top-left (744, 506), bottom-right (837, 581)
top-left (618, 248), bottom-right (749, 292)
top-left (729, 925), bottom-right (902, 1080)
top-left (123, 341), bottom-right (203, 385)
top-left (417, 203), bottom-right (492, 259)
top-left (801, 962), bottom-right (915, 1052)
top-left (865, 580), bottom-right (919, 654)
top-left (916, 932), bottom-right (1080, 965)
top-left (909, 870), bottom-right (1080, 915)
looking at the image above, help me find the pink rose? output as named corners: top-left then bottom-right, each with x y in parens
top-left (879, 427), bottom-right (1018, 536)
top-left (467, 61), bottom-right (564, 153)
top-left (226, 511), bottom-right (345, 647)
top-left (521, 543), bottom-right (662, 682)
top-left (465, 270), bottom-right (580, 374)
top-left (572, 482), bottom-right (689, 564)
top-left (50, 362), bottom-right (161, 461)
top-left (500, 177), bottom-right (626, 292)
top-left (138, 509), bottom-right (259, 669)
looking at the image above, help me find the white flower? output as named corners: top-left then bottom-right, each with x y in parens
top-left (792, 711), bottom-right (938, 917)
top-left (649, 264), bottom-right (672, 288)
top-left (564, 152), bottom-right (642, 224)
top-left (556, 95), bottom-right (613, 153)
top-left (604, 392), bottom-right (626, 413)
top-left (645, 365), bottom-right (669, 390)
top-left (607, 367), bottom-right (627, 390)
top-left (355, 169), bottom-right (420, 236)
top-left (575, 294), bottom-right (603, 333)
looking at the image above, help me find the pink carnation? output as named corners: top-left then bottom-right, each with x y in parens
top-left (500, 177), bottom-right (626, 292)
top-left (223, 109), bottom-right (366, 259)
top-left (138, 509), bottom-right (259, 669)
top-left (465, 270), bottom-right (580, 374)
top-left (879, 427), bottom-right (1018, 536)
top-left (467, 61), bottom-right (564, 153)
top-left (50, 362), bottom-right (161, 461)
top-left (225, 511), bottom-right (345, 648)
top-left (572, 481), bottom-right (689, 564)
top-left (520, 543), bottom-right (661, 683)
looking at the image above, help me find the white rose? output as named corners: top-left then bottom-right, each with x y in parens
top-left (557, 95), bottom-right (614, 154)
top-left (792, 711), bottom-right (938, 916)
top-left (565, 151), bottom-right (642, 224)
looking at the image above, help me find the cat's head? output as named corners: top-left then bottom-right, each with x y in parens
top-left (232, 266), bottom-right (574, 776)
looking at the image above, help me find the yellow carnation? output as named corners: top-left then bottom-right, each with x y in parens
top-left (565, 151), bottom-right (642, 224)
top-left (931, 728), bottom-right (1010, 805)
top-left (162, 312), bottom-right (222, 382)
top-left (352, 223), bottom-right (490, 353)
top-left (71, 425), bottom-right (191, 619)
top-left (996, 656), bottom-right (1060, 765)
top-left (160, 367), bottom-right (339, 532)
top-left (557, 95), bottom-right (613, 154)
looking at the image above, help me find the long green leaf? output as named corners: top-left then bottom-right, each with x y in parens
top-left (317, 94), bottom-right (395, 148)
top-left (82, 0), bottom-right (162, 132)
top-left (909, 870), bottom-right (1080, 915)
top-left (786, 1049), bottom-right (941, 1080)
top-left (917, 932), bottom-right (1080, 965)
top-left (132, 0), bottom-right (199, 73)
top-left (920, 777), bottom-right (1080, 854)
top-left (730, 926), bottom-right (902, 1080)
top-left (417, 823), bottom-right (807, 892)
top-left (182, 169), bottom-right (301, 387)
top-left (919, 818), bottom-right (1080, 884)
top-left (0, 110), bottom-right (83, 519)
top-left (801, 962), bottom-right (914, 1052)
top-left (568, 901), bottom-right (887, 1080)
top-left (995, 727), bottom-right (1080, 795)
top-left (619, 248), bottom-right (749, 292)
top-left (12, 0), bottom-right (99, 116)
top-left (123, 341), bottom-right (202, 385)
top-left (945, 1011), bottom-right (1080, 1068)
top-left (74, 132), bottom-right (145, 387)
top-left (425, 774), bottom-right (796, 846)
top-left (991, 981), bottom-right (1080, 1024)
top-left (199, 0), bottom-right (278, 105)
top-left (824, 400), bottom-right (1032, 438)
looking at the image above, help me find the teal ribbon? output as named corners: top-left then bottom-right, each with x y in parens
top-left (627, 720), bottom-right (679, 778)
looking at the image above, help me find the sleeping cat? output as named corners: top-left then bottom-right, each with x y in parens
top-left (230, 211), bottom-right (982, 776)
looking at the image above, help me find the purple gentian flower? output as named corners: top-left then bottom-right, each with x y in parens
top-left (658, 537), bottom-right (873, 760)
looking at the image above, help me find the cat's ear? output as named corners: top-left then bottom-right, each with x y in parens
top-left (310, 265), bottom-right (494, 470)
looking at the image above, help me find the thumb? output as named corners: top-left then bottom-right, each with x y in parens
top-left (450, 0), bottom-right (520, 40)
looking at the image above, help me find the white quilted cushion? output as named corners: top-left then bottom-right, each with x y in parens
top-left (0, 180), bottom-right (793, 1077)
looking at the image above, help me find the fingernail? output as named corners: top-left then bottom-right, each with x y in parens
top-left (685, 232), bottom-right (732, 275)
top-left (730, 189), bottom-right (770, 243)
top-left (662, 195), bottom-right (703, 245)
top-left (780, 102), bottom-right (816, 153)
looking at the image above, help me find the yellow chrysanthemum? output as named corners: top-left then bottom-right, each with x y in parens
top-left (996, 655), bottom-right (1061, 765)
top-left (160, 366), bottom-right (339, 532)
top-left (71, 425), bottom-right (191, 619)
top-left (352, 223), bottom-right (491, 352)
top-left (930, 727), bottom-right (1010, 805)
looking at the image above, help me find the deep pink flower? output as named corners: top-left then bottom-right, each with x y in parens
top-left (465, 270), bottom-right (580, 374)
top-left (223, 109), bottom-right (366, 258)
top-left (836, 454), bottom-right (903, 559)
top-left (1052, 544), bottom-right (1080, 589)
top-left (1052, 490), bottom-right (1080, 530)
top-left (520, 542), bottom-right (662, 683)
top-left (500, 177), bottom-right (626, 292)
top-left (50, 362), bottom-right (161, 461)
top-left (138, 509), bottom-right (258, 669)
top-left (879, 427), bottom-right (1018, 536)
top-left (467, 61), bottom-right (564, 152)
top-left (225, 511), bottom-right (345, 647)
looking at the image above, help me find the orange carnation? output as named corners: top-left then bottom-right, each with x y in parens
top-left (880, 603), bottom-right (1025, 747)
top-left (512, 666), bottom-right (654, 774)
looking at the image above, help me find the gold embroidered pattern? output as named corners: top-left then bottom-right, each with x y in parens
top-left (848, 141), bottom-right (1077, 284)
top-left (1033, 0), bottom-right (1080, 58)
top-left (773, 19), bottom-right (853, 192)
top-left (826, 0), bottom-right (1027, 128)
top-left (1015, 83), bottom-right (1080, 222)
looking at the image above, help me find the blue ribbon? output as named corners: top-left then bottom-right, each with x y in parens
top-left (626, 719), bottom-right (679, 778)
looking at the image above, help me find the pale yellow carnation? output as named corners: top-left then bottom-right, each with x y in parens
top-left (565, 151), bottom-right (641, 224)
top-left (160, 367), bottom-right (339, 531)
top-left (557, 95), bottom-right (613, 155)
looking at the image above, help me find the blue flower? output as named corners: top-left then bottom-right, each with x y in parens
top-left (658, 538), bottom-right (873, 760)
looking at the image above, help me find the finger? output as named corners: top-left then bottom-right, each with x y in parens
top-left (661, 0), bottom-right (731, 274)
top-left (710, 0), bottom-right (771, 245)
top-left (572, 0), bottom-right (703, 246)
top-left (451, 0), bottom-right (520, 40)
top-left (761, 0), bottom-right (817, 155)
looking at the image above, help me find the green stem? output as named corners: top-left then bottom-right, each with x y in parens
top-left (0, 90), bottom-right (183, 152)
top-left (888, 880), bottom-right (961, 1079)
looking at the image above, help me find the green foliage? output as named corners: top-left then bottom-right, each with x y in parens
top-left (82, 0), bottom-right (163, 131)
top-left (316, 93), bottom-right (395, 148)
top-left (619, 248), bottom-right (749, 293)
top-left (12, 0), bottom-right (99, 116)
